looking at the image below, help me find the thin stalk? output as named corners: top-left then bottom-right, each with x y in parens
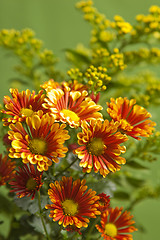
top-left (54, 157), bottom-right (78, 178)
top-left (97, 235), bottom-right (102, 240)
top-left (38, 191), bottom-right (51, 240)
top-left (86, 216), bottom-right (100, 240)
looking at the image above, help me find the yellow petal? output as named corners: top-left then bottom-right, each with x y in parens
top-left (31, 115), bottom-right (41, 129)
top-left (12, 140), bottom-right (23, 149)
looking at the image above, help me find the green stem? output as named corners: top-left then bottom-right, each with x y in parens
top-left (97, 235), bottom-right (102, 240)
top-left (86, 216), bottom-right (100, 240)
top-left (54, 157), bottom-right (78, 178)
top-left (38, 191), bottom-right (51, 240)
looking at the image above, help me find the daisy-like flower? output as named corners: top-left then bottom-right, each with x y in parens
top-left (43, 84), bottom-right (103, 128)
top-left (96, 207), bottom-right (137, 240)
top-left (45, 176), bottom-right (100, 229)
top-left (10, 163), bottom-right (43, 200)
top-left (74, 120), bottom-right (128, 177)
top-left (97, 193), bottom-right (110, 213)
top-left (2, 88), bottom-right (47, 126)
top-left (8, 112), bottom-right (70, 171)
top-left (0, 154), bottom-right (16, 186)
top-left (107, 97), bottom-right (156, 140)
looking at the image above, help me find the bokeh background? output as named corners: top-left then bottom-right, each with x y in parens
top-left (0, 0), bottom-right (160, 239)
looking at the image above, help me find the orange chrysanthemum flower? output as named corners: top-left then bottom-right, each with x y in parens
top-left (45, 176), bottom-right (100, 229)
top-left (107, 97), bottom-right (156, 140)
top-left (10, 163), bottom-right (43, 200)
top-left (43, 83), bottom-right (103, 128)
top-left (97, 193), bottom-right (110, 213)
top-left (8, 112), bottom-right (70, 171)
top-left (0, 154), bottom-right (16, 186)
top-left (96, 207), bottom-right (137, 240)
top-left (2, 88), bottom-right (47, 126)
top-left (74, 120), bottom-right (128, 177)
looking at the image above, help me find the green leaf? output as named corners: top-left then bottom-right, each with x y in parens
top-left (65, 49), bottom-right (91, 64)
top-left (14, 196), bottom-right (33, 211)
top-left (113, 191), bottom-right (130, 200)
top-left (14, 196), bottom-right (41, 214)
top-left (126, 176), bottom-right (145, 188)
top-left (28, 216), bottom-right (51, 235)
top-left (127, 160), bottom-right (148, 169)
top-left (20, 234), bottom-right (38, 240)
top-left (0, 213), bottom-right (12, 238)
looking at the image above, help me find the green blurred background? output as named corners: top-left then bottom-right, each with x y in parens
top-left (0, 0), bottom-right (160, 239)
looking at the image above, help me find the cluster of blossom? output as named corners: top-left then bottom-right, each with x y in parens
top-left (124, 47), bottom-right (160, 65)
top-left (0, 29), bottom-right (57, 89)
top-left (135, 5), bottom-right (160, 35)
top-left (76, 0), bottom-right (132, 45)
top-left (0, 76), bottom-right (156, 239)
top-left (91, 48), bottom-right (126, 74)
top-left (74, 1), bottom-right (160, 77)
top-left (116, 72), bottom-right (160, 107)
top-left (67, 65), bottom-right (111, 94)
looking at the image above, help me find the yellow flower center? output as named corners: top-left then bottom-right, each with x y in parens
top-left (87, 137), bottom-right (104, 156)
top-left (62, 199), bottom-right (78, 216)
top-left (61, 109), bottom-right (80, 122)
top-left (20, 108), bottom-right (34, 117)
top-left (29, 138), bottom-right (47, 155)
top-left (104, 223), bottom-right (117, 237)
top-left (99, 200), bottom-right (105, 206)
top-left (26, 177), bottom-right (37, 190)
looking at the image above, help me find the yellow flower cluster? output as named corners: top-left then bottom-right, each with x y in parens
top-left (110, 15), bottom-right (133, 35)
top-left (91, 30), bottom-right (114, 44)
top-left (135, 5), bottom-right (160, 35)
top-left (146, 81), bottom-right (160, 104)
top-left (124, 47), bottom-right (160, 64)
top-left (109, 48), bottom-right (126, 71)
top-left (0, 28), bottom-right (42, 52)
top-left (92, 48), bottom-right (109, 60)
top-left (84, 65), bottom-right (111, 91)
top-left (67, 68), bottom-right (83, 82)
top-left (0, 29), bottom-right (57, 90)
top-left (116, 72), bottom-right (160, 106)
top-left (67, 65), bottom-right (111, 93)
top-left (76, 0), bottom-right (110, 30)
top-left (92, 48), bottom-right (126, 73)
top-left (76, 0), bottom-right (113, 45)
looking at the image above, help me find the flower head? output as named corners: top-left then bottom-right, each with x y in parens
top-left (2, 88), bottom-right (47, 126)
top-left (74, 120), bottom-right (128, 177)
top-left (97, 193), bottom-right (110, 213)
top-left (107, 97), bottom-right (156, 140)
top-left (96, 207), bottom-right (137, 240)
top-left (43, 83), bottom-right (103, 128)
top-left (0, 154), bottom-right (16, 186)
top-left (10, 163), bottom-right (43, 200)
top-left (8, 112), bottom-right (70, 171)
top-left (45, 176), bottom-right (100, 229)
